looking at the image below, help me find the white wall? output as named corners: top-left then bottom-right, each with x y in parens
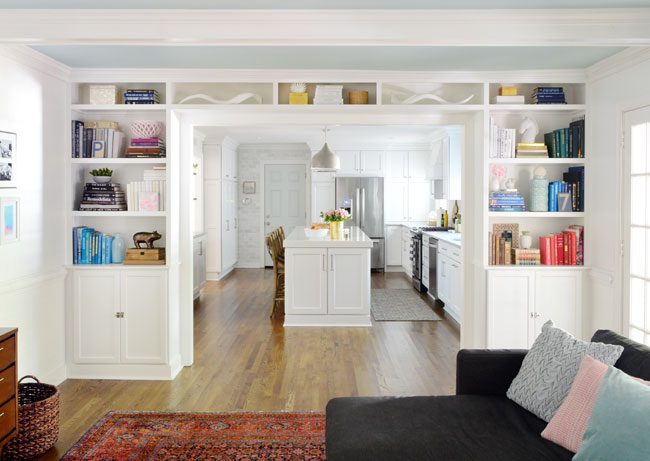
top-left (587, 55), bottom-right (650, 336)
top-left (236, 143), bottom-right (310, 267)
top-left (0, 47), bottom-right (68, 384)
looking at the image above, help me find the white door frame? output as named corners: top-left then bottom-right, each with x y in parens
top-left (260, 160), bottom-right (311, 267)
top-left (622, 104), bottom-right (650, 339)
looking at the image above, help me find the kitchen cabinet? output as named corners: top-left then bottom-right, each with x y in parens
top-left (311, 178), bottom-right (335, 222)
top-left (193, 233), bottom-right (207, 299)
top-left (72, 269), bottom-right (167, 365)
top-left (328, 248), bottom-right (370, 315)
top-left (336, 150), bottom-right (384, 176)
top-left (385, 225), bottom-right (403, 266)
top-left (408, 151), bottom-right (430, 180)
top-left (385, 182), bottom-right (408, 222)
top-left (437, 241), bottom-right (462, 322)
top-left (437, 253), bottom-right (451, 306)
top-left (284, 247), bottom-right (328, 315)
top-left (385, 151), bottom-right (408, 180)
top-left (408, 181), bottom-right (431, 222)
top-left (487, 269), bottom-right (583, 348)
top-left (422, 235), bottom-right (430, 289)
top-left (221, 180), bottom-right (238, 271)
top-left (432, 129), bottom-right (461, 201)
top-left (401, 227), bottom-right (412, 277)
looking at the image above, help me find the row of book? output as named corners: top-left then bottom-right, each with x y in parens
top-left (516, 143), bottom-right (548, 159)
top-left (544, 119), bottom-right (585, 158)
top-left (78, 183), bottom-right (127, 212)
top-left (126, 180), bottom-right (166, 212)
top-left (489, 190), bottom-right (526, 212)
top-left (512, 248), bottom-right (541, 266)
top-left (540, 226), bottom-right (584, 265)
top-left (532, 87), bottom-right (566, 104)
top-left (124, 89), bottom-right (160, 105)
top-left (489, 231), bottom-right (517, 265)
top-left (72, 120), bottom-right (125, 158)
top-left (489, 117), bottom-right (516, 158)
top-left (72, 226), bottom-right (115, 264)
top-left (125, 137), bottom-right (166, 158)
top-left (549, 166), bottom-right (584, 212)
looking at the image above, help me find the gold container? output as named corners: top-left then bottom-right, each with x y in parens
top-left (330, 221), bottom-right (344, 240)
top-left (349, 91), bottom-right (369, 105)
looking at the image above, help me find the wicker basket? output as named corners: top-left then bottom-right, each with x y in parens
top-left (348, 91), bottom-right (369, 105)
top-left (2, 376), bottom-right (59, 460)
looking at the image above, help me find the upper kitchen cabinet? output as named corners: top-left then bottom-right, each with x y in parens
top-left (431, 128), bottom-right (461, 201)
top-left (312, 172), bottom-right (336, 222)
top-left (385, 150), bottom-right (430, 180)
top-left (408, 151), bottom-right (430, 180)
top-left (336, 150), bottom-right (385, 176)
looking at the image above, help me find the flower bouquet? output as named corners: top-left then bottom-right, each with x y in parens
top-left (320, 208), bottom-right (351, 239)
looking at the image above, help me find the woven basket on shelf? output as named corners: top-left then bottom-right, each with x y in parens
top-left (2, 376), bottom-right (59, 460)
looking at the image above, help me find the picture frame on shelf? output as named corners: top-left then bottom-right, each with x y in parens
top-left (493, 223), bottom-right (519, 249)
top-left (0, 197), bottom-right (19, 245)
top-left (0, 131), bottom-right (17, 189)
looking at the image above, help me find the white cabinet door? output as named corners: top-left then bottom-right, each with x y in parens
top-left (73, 270), bottom-right (121, 364)
top-left (408, 151), bottom-right (430, 180)
top-left (203, 144), bottom-right (222, 180)
top-left (312, 180), bottom-right (335, 222)
top-left (402, 231), bottom-right (412, 276)
top-left (534, 270), bottom-right (582, 341)
top-left (285, 248), bottom-right (328, 315)
top-left (385, 181), bottom-right (408, 222)
top-left (222, 145), bottom-right (237, 180)
top-left (327, 248), bottom-right (370, 315)
top-left (222, 180), bottom-right (238, 270)
top-left (205, 180), bottom-right (222, 275)
top-left (385, 225), bottom-right (402, 266)
top-left (408, 181), bottom-right (431, 222)
top-left (193, 238), bottom-right (201, 297)
top-left (447, 130), bottom-right (462, 200)
top-left (487, 270), bottom-right (534, 349)
top-left (422, 251), bottom-right (430, 288)
top-left (120, 271), bottom-right (167, 364)
top-left (437, 253), bottom-right (451, 305)
top-left (336, 150), bottom-right (360, 175)
top-left (359, 151), bottom-right (384, 175)
top-left (448, 259), bottom-right (462, 322)
top-left (385, 151), bottom-right (408, 180)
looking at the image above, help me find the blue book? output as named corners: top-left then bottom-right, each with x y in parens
top-left (568, 166), bottom-right (585, 211)
top-left (534, 87), bottom-right (564, 93)
top-left (107, 236), bottom-right (113, 264)
top-left (100, 234), bottom-right (104, 264)
top-left (72, 227), bottom-right (79, 264)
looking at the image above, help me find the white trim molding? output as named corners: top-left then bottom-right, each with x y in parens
top-left (586, 46), bottom-right (650, 83)
top-left (0, 268), bottom-right (66, 296)
top-left (0, 45), bottom-right (71, 81)
top-left (2, 9), bottom-right (650, 47)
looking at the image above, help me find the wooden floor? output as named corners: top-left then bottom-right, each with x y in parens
top-left (38, 269), bottom-right (459, 459)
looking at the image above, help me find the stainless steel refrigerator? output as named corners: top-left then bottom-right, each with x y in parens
top-left (335, 177), bottom-right (385, 270)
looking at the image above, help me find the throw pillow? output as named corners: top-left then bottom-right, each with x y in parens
top-left (574, 367), bottom-right (650, 460)
top-left (541, 356), bottom-right (650, 453)
top-left (506, 320), bottom-right (623, 422)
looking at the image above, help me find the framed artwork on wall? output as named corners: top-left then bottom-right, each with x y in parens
top-left (0, 131), bottom-right (17, 189)
top-left (0, 197), bottom-right (19, 245)
top-left (243, 181), bottom-right (256, 194)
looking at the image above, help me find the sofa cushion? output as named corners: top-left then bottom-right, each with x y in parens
top-left (325, 396), bottom-right (572, 461)
top-left (507, 320), bottom-right (623, 422)
top-left (591, 329), bottom-right (650, 380)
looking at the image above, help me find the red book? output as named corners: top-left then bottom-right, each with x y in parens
top-left (539, 236), bottom-right (552, 265)
top-left (567, 230), bottom-right (578, 265)
top-left (555, 234), bottom-right (564, 265)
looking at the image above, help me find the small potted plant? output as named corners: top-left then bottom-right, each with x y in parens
top-left (90, 168), bottom-right (113, 184)
top-left (320, 208), bottom-right (351, 240)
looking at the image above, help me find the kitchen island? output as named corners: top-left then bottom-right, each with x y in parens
top-left (283, 226), bottom-right (373, 327)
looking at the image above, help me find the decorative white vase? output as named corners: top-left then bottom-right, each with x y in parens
top-left (520, 233), bottom-right (533, 249)
top-left (490, 177), bottom-right (501, 192)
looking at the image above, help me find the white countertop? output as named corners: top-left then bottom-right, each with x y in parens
top-left (284, 226), bottom-right (373, 248)
top-left (385, 221), bottom-right (429, 228)
top-left (423, 231), bottom-right (462, 248)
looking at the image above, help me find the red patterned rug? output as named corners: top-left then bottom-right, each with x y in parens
top-left (62, 412), bottom-right (326, 460)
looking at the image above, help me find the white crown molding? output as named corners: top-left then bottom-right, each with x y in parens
top-left (2, 9), bottom-right (650, 46)
top-left (586, 46), bottom-right (650, 83)
top-left (0, 45), bottom-right (70, 81)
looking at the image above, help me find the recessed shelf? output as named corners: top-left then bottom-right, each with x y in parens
top-left (71, 104), bottom-right (167, 112)
top-left (71, 158), bottom-right (168, 165)
top-left (488, 104), bottom-right (585, 112)
top-left (64, 264), bottom-right (168, 270)
top-left (488, 158), bottom-right (585, 165)
top-left (72, 211), bottom-right (168, 217)
top-left (485, 265), bottom-right (589, 270)
top-left (488, 212), bottom-right (585, 218)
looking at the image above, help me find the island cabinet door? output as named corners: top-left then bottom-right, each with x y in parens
top-left (327, 248), bottom-right (371, 315)
top-left (285, 248), bottom-right (328, 315)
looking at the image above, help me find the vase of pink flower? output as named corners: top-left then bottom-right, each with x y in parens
top-left (320, 208), bottom-right (351, 240)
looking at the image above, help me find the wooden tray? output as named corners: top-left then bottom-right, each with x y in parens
top-left (126, 248), bottom-right (166, 261)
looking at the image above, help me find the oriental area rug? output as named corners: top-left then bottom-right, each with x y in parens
top-left (62, 411), bottom-right (326, 460)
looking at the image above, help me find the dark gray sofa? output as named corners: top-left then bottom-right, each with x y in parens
top-left (326, 330), bottom-right (650, 461)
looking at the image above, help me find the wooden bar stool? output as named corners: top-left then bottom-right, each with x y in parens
top-left (265, 227), bottom-right (285, 318)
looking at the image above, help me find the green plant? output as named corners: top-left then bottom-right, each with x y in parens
top-left (90, 168), bottom-right (113, 177)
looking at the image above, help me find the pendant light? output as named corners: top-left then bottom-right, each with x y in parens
top-left (311, 127), bottom-right (340, 171)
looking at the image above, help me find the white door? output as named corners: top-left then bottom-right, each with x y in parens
top-left (264, 164), bottom-right (307, 266)
top-left (385, 181), bottom-right (408, 222)
top-left (408, 181), bottom-right (431, 222)
top-left (285, 248), bottom-right (328, 315)
top-left (120, 271), bottom-right (167, 364)
top-left (327, 248), bottom-right (370, 315)
top-left (385, 225), bottom-right (402, 266)
top-left (408, 151), bottom-right (430, 180)
top-left (222, 180), bottom-right (237, 270)
top-left (204, 180), bottom-right (222, 275)
top-left (487, 271), bottom-right (534, 348)
top-left (336, 150), bottom-right (359, 175)
top-left (437, 253), bottom-right (450, 304)
top-left (624, 105), bottom-right (650, 346)
top-left (535, 270), bottom-right (582, 340)
top-left (359, 151), bottom-right (384, 175)
top-left (73, 270), bottom-right (121, 364)
top-left (385, 151), bottom-right (408, 180)
top-left (312, 180), bottom-right (335, 222)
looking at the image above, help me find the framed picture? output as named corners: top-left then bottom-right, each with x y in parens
top-left (493, 223), bottom-right (520, 249)
top-left (0, 131), bottom-right (16, 188)
top-left (243, 181), bottom-right (256, 194)
top-left (0, 197), bottom-right (19, 245)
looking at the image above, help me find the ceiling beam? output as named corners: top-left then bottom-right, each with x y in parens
top-left (1, 9), bottom-right (650, 46)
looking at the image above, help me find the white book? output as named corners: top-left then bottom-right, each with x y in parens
top-left (493, 95), bottom-right (525, 104)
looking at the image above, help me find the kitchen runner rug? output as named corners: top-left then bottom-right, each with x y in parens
top-left (62, 411), bottom-right (325, 460)
top-left (371, 288), bottom-right (442, 321)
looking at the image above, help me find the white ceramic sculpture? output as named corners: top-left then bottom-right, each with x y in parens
top-left (178, 93), bottom-right (262, 105)
top-left (519, 116), bottom-right (539, 144)
top-left (291, 83), bottom-right (307, 93)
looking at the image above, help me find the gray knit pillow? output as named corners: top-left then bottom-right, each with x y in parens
top-left (506, 320), bottom-right (623, 422)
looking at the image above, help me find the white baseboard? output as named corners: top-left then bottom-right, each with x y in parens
top-left (66, 363), bottom-right (177, 380)
top-left (284, 314), bottom-right (372, 327)
top-left (39, 364), bottom-right (67, 386)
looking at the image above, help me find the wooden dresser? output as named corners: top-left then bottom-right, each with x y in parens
top-left (0, 328), bottom-right (17, 450)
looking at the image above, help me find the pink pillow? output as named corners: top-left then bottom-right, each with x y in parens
top-left (542, 355), bottom-right (650, 453)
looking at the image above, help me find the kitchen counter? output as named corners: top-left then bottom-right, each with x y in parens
top-left (385, 221), bottom-right (429, 228)
top-left (423, 231), bottom-right (462, 248)
top-left (284, 226), bottom-right (373, 249)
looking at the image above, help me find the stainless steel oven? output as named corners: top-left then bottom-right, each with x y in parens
top-left (411, 230), bottom-right (424, 292)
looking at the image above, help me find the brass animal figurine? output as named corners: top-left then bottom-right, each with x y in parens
top-left (133, 231), bottom-right (162, 249)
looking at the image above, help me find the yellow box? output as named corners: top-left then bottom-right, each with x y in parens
top-left (498, 86), bottom-right (518, 96)
top-left (289, 93), bottom-right (308, 104)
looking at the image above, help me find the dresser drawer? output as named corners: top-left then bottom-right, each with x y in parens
top-left (0, 366), bottom-right (15, 405)
top-left (0, 336), bottom-right (15, 372)
top-left (0, 398), bottom-right (16, 442)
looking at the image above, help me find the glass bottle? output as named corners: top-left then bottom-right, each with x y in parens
top-left (112, 233), bottom-right (126, 264)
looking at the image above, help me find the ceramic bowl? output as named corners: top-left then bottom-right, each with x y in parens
top-left (92, 175), bottom-right (113, 184)
top-left (304, 228), bottom-right (329, 239)
top-left (130, 120), bottom-right (164, 139)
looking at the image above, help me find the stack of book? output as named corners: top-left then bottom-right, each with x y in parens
top-left (548, 166), bottom-right (584, 212)
top-left (516, 143), bottom-right (549, 159)
top-left (489, 190), bottom-right (526, 212)
top-left (492, 86), bottom-right (525, 104)
top-left (72, 226), bottom-right (114, 264)
top-left (511, 248), bottom-right (541, 265)
top-left (489, 117), bottom-right (516, 158)
top-left (544, 119), bottom-right (585, 158)
top-left (313, 85), bottom-right (343, 105)
top-left (78, 183), bottom-right (127, 212)
top-left (532, 87), bottom-right (566, 104)
top-left (124, 89), bottom-right (160, 105)
top-left (539, 226), bottom-right (584, 265)
top-left (125, 137), bottom-right (166, 158)
top-left (127, 168), bottom-right (166, 212)
top-left (489, 231), bottom-right (513, 265)
top-left (71, 120), bottom-right (125, 158)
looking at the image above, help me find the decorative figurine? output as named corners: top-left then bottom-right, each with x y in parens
top-left (505, 177), bottom-right (517, 190)
top-left (519, 116), bottom-right (539, 144)
top-left (530, 166), bottom-right (549, 212)
top-left (133, 230), bottom-right (162, 249)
